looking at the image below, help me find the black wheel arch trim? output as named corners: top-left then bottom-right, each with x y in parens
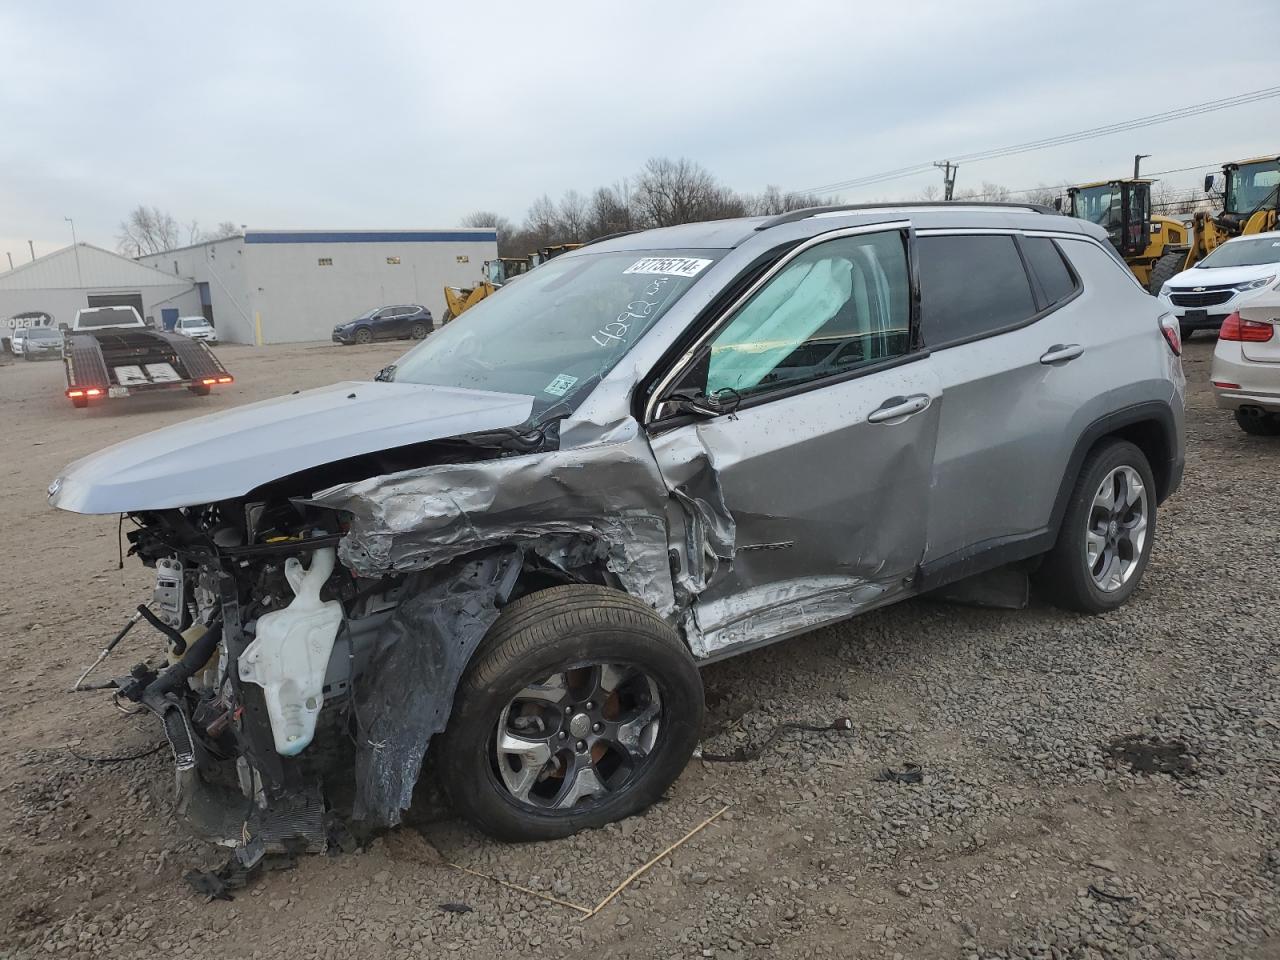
top-left (916, 400), bottom-right (1181, 594)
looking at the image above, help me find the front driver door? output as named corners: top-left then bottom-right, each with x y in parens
top-left (648, 223), bottom-right (942, 659)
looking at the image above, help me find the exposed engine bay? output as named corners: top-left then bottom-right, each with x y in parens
top-left (84, 428), bottom-right (642, 858)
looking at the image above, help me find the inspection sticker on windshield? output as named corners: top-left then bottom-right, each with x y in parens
top-left (544, 373), bottom-right (578, 397)
top-left (624, 256), bottom-right (712, 278)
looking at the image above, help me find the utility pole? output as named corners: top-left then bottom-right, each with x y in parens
top-left (1133, 154), bottom-right (1150, 179)
top-left (28, 240), bottom-right (35, 262)
top-left (933, 161), bottom-right (959, 200)
top-left (5, 252), bottom-right (12, 271)
top-left (65, 217), bottom-right (83, 286)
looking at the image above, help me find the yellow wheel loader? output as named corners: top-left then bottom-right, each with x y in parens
top-left (1182, 155), bottom-right (1280, 270)
top-left (441, 244), bottom-right (583, 323)
top-left (1065, 179), bottom-right (1190, 293)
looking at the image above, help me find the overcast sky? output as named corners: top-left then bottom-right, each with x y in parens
top-left (2, 0), bottom-right (1277, 264)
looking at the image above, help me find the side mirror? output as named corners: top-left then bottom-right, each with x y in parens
top-left (1204, 173), bottom-right (1215, 194)
top-left (1053, 197), bottom-right (1063, 212)
top-left (664, 387), bottom-right (741, 419)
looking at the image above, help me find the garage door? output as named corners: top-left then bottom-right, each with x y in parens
top-left (87, 292), bottom-right (146, 322)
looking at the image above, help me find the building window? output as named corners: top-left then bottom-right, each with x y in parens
top-left (386, 256), bottom-right (401, 265)
top-left (318, 257), bottom-right (333, 266)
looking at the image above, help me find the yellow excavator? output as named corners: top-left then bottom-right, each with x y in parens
top-left (441, 243), bottom-right (583, 323)
top-left (1064, 178), bottom-right (1190, 292)
top-left (1180, 154), bottom-right (1280, 272)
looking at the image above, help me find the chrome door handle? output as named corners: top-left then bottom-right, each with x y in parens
top-left (868, 393), bottom-right (931, 423)
top-left (1040, 343), bottom-right (1084, 364)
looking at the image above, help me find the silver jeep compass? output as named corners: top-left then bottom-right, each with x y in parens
top-left (51, 202), bottom-right (1186, 846)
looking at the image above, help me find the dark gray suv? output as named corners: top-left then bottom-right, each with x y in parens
top-left (52, 203), bottom-right (1185, 846)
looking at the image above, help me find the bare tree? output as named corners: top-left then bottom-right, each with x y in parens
top-left (460, 210), bottom-right (515, 250)
top-left (556, 190), bottom-right (591, 242)
top-left (632, 157), bottom-right (723, 227)
top-left (208, 221), bottom-right (243, 241)
top-left (586, 182), bottom-right (635, 238)
top-left (117, 204), bottom-right (180, 256)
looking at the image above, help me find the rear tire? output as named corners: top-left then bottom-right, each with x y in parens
top-left (1036, 440), bottom-right (1157, 614)
top-left (1147, 249), bottom-right (1185, 296)
top-left (437, 585), bottom-right (703, 842)
top-left (410, 323), bottom-right (428, 340)
top-left (189, 385), bottom-right (211, 396)
top-left (1234, 410), bottom-right (1280, 436)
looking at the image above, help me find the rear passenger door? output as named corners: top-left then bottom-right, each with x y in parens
top-left (917, 231), bottom-right (1090, 579)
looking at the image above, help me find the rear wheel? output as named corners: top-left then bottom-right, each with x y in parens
top-left (410, 322), bottom-right (428, 340)
top-left (1036, 440), bottom-right (1156, 614)
top-left (1147, 249), bottom-right (1185, 296)
top-left (354, 327), bottom-right (373, 345)
top-left (437, 585), bottom-right (703, 841)
top-left (189, 384), bottom-right (210, 396)
top-left (1234, 409), bottom-right (1280, 436)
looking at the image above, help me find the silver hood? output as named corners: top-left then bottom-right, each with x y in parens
top-left (49, 380), bottom-right (535, 514)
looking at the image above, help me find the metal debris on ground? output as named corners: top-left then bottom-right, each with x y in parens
top-left (874, 763), bottom-right (924, 784)
top-left (1088, 883), bottom-right (1137, 904)
top-left (438, 903), bottom-right (473, 914)
top-left (1103, 733), bottom-right (1197, 777)
top-left (697, 719), bottom-right (853, 763)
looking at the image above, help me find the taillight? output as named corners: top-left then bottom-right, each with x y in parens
top-left (1158, 314), bottom-right (1182, 356)
top-left (1219, 311), bottom-right (1274, 342)
top-left (201, 375), bottom-right (234, 386)
top-left (66, 388), bottom-right (102, 399)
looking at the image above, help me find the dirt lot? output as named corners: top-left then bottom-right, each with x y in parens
top-left (1, 337), bottom-right (1277, 959)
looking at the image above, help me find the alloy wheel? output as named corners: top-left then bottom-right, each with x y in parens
top-left (493, 663), bottom-right (662, 810)
top-left (1085, 465), bottom-right (1149, 592)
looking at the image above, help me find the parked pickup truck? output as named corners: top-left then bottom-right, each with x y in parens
top-left (63, 306), bottom-right (233, 408)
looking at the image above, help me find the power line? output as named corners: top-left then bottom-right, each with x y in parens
top-left (989, 162), bottom-right (1223, 199)
top-left (790, 86), bottom-right (1280, 198)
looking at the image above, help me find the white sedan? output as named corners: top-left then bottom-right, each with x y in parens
top-left (174, 316), bottom-right (218, 343)
top-left (1211, 284), bottom-right (1280, 435)
top-left (1159, 230), bottom-right (1280, 340)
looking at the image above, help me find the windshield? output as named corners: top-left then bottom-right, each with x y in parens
top-left (1198, 236), bottom-right (1280, 268)
top-left (76, 307), bottom-right (140, 328)
top-left (178, 317), bottom-right (204, 327)
top-left (391, 249), bottom-right (722, 417)
top-left (355, 308), bottom-right (379, 320)
top-left (1071, 185), bottom-right (1122, 229)
top-left (27, 327), bottom-right (61, 340)
top-left (1225, 160), bottom-right (1280, 215)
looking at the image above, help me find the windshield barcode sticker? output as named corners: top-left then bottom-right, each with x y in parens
top-left (544, 374), bottom-right (578, 397)
top-left (624, 257), bottom-right (712, 278)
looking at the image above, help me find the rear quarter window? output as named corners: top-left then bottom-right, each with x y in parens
top-left (1021, 236), bottom-right (1079, 306)
top-left (918, 234), bottom-right (1037, 347)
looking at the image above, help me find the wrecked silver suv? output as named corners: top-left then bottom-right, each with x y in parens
top-left (51, 204), bottom-right (1185, 845)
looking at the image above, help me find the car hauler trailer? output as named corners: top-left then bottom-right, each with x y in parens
top-left (63, 305), bottom-right (232, 409)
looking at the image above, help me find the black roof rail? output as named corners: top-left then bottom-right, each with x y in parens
top-left (755, 201), bottom-right (1057, 231)
top-left (579, 229), bottom-right (640, 247)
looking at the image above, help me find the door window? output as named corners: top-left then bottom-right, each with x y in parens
top-left (694, 230), bottom-right (910, 400)
top-left (918, 234), bottom-right (1037, 347)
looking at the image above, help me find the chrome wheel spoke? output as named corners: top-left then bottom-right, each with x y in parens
top-left (496, 731), bottom-right (555, 803)
top-left (516, 673), bottom-right (569, 707)
top-left (553, 757), bottom-right (607, 809)
top-left (1085, 529), bottom-right (1106, 569)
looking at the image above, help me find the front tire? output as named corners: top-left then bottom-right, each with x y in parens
top-left (437, 585), bottom-right (703, 842)
top-left (1235, 410), bottom-right (1280, 436)
top-left (1147, 249), bottom-right (1185, 296)
top-left (354, 327), bottom-right (373, 345)
top-left (1036, 440), bottom-right (1156, 614)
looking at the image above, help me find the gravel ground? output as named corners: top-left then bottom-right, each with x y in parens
top-left (0, 336), bottom-right (1277, 959)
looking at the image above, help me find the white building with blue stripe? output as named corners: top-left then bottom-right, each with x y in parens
top-left (139, 228), bottom-right (498, 344)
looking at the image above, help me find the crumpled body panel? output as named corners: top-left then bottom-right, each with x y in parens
top-left (309, 418), bottom-right (679, 617)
